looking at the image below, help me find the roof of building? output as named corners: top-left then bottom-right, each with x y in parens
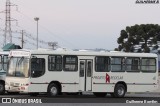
top-left (2, 43), bottom-right (21, 51)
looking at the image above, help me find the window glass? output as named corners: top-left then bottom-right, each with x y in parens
top-left (31, 58), bottom-right (45, 78)
top-left (63, 55), bottom-right (78, 71)
top-left (15, 58), bottom-right (29, 77)
top-left (95, 56), bottom-right (110, 72)
top-left (48, 55), bottom-right (62, 71)
top-left (126, 57), bottom-right (140, 71)
top-left (7, 57), bottom-right (29, 77)
top-left (3, 55), bottom-right (8, 71)
top-left (141, 58), bottom-right (156, 72)
top-left (87, 61), bottom-right (92, 77)
top-left (80, 61), bottom-right (85, 77)
top-left (111, 57), bottom-right (125, 72)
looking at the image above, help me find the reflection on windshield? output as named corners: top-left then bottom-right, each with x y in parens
top-left (7, 57), bottom-right (29, 77)
top-left (3, 55), bottom-right (8, 71)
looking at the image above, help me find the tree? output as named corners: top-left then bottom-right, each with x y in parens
top-left (116, 24), bottom-right (160, 53)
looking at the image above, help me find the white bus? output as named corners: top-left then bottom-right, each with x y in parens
top-left (5, 49), bottom-right (158, 97)
top-left (0, 51), bottom-right (9, 94)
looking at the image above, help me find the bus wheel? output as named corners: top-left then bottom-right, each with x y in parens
top-left (94, 93), bottom-right (107, 97)
top-left (114, 84), bottom-right (126, 98)
top-left (48, 83), bottom-right (59, 97)
top-left (0, 83), bottom-right (5, 95)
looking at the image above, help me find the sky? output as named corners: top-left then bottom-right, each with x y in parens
top-left (0, 0), bottom-right (160, 50)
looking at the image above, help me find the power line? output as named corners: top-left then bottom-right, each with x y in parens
top-left (15, 25), bottom-right (49, 46)
top-left (0, 1), bottom-right (49, 49)
top-left (17, 10), bottom-right (79, 49)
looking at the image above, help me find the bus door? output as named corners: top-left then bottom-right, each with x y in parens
top-left (79, 59), bottom-right (92, 91)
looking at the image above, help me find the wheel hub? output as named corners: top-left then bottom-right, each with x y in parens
top-left (50, 86), bottom-right (57, 95)
top-left (117, 87), bottom-right (124, 96)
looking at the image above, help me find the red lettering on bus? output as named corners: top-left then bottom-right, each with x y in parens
top-left (106, 73), bottom-right (110, 83)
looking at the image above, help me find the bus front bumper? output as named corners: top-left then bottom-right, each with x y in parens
top-left (5, 85), bottom-right (29, 93)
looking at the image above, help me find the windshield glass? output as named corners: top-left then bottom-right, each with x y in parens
top-left (7, 57), bottom-right (29, 77)
top-left (3, 55), bottom-right (8, 71)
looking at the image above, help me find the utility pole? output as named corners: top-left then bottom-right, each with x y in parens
top-left (34, 17), bottom-right (39, 49)
top-left (2, 0), bottom-right (18, 46)
top-left (4, 0), bottom-right (11, 45)
top-left (21, 30), bottom-right (24, 48)
top-left (48, 42), bottom-right (58, 50)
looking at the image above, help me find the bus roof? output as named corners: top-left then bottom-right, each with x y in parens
top-left (9, 49), bottom-right (158, 58)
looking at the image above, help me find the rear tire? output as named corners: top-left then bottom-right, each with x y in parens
top-left (0, 83), bottom-right (5, 95)
top-left (48, 83), bottom-right (59, 97)
top-left (94, 93), bottom-right (107, 97)
top-left (114, 84), bottom-right (126, 98)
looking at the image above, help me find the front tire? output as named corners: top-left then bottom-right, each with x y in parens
top-left (114, 84), bottom-right (126, 98)
top-left (0, 83), bottom-right (5, 95)
top-left (48, 83), bottom-right (59, 97)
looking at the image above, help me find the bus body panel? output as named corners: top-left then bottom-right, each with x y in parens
top-left (5, 49), bottom-right (159, 95)
top-left (5, 77), bottom-right (29, 93)
top-left (92, 72), bottom-right (158, 92)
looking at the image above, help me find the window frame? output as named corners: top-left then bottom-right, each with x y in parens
top-left (110, 57), bottom-right (125, 72)
top-left (31, 58), bottom-right (46, 78)
top-left (141, 58), bottom-right (156, 73)
top-left (95, 56), bottom-right (110, 72)
top-left (63, 55), bottom-right (78, 72)
top-left (125, 57), bottom-right (140, 72)
top-left (48, 55), bottom-right (62, 71)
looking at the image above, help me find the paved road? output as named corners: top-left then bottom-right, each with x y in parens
top-left (0, 93), bottom-right (160, 103)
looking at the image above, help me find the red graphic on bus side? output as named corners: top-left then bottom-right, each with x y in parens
top-left (106, 73), bottom-right (110, 83)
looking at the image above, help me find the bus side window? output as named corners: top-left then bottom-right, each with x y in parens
top-left (126, 57), bottom-right (140, 72)
top-left (63, 55), bottom-right (78, 71)
top-left (31, 58), bottom-right (45, 78)
top-left (141, 58), bottom-right (156, 72)
top-left (48, 55), bottom-right (62, 71)
top-left (95, 56), bottom-right (110, 72)
top-left (111, 57), bottom-right (125, 72)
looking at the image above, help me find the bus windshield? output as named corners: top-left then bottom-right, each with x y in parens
top-left (7, 57), bottom-right (29, 77)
